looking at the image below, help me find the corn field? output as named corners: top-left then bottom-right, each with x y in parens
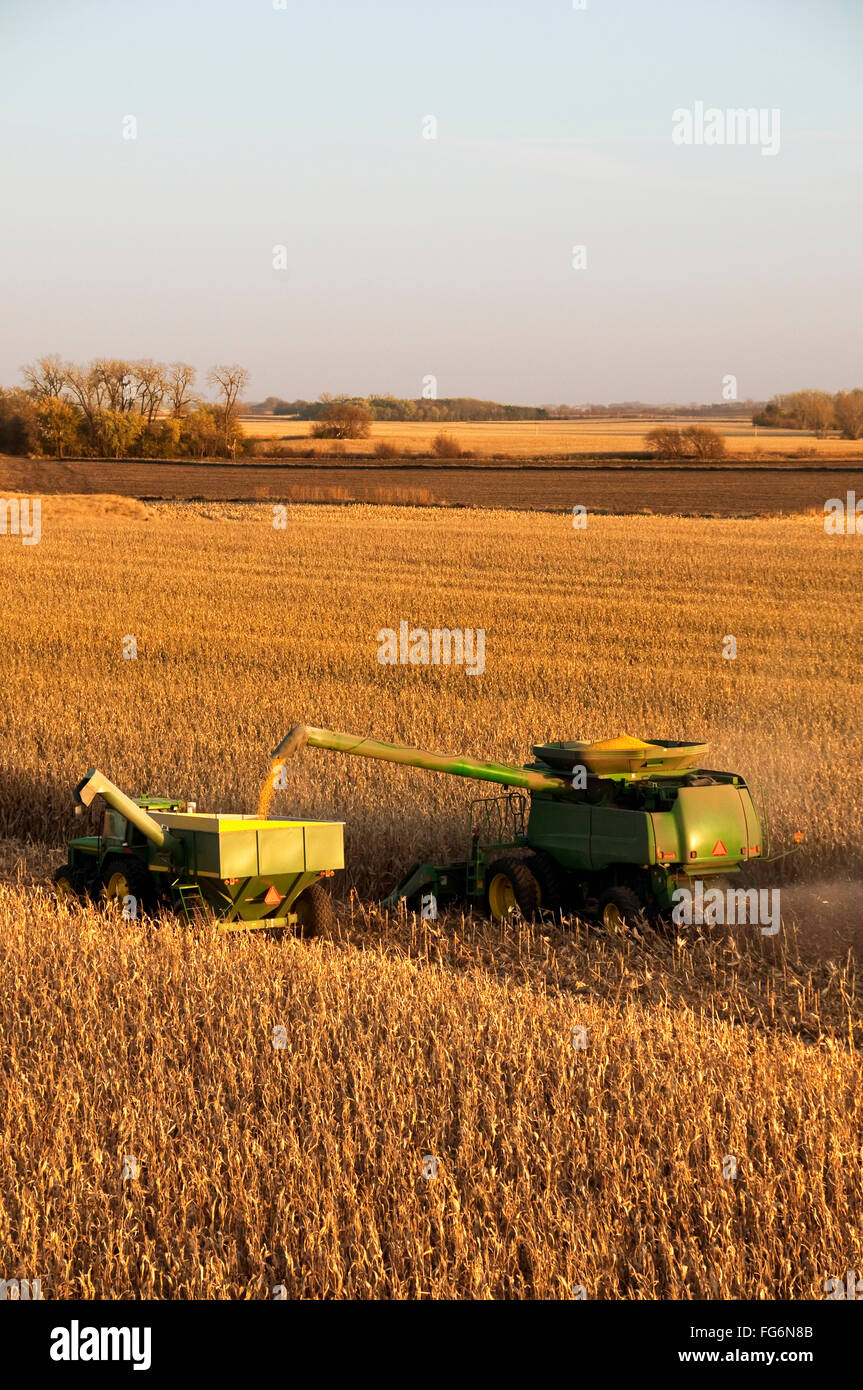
top-left (1, 500), bottom-right (861, 1298)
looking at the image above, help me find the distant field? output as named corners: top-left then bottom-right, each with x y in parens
top-left (239, 415), bottom-right (863, 459)
top-left (3, 455), bottom-right (862, 517)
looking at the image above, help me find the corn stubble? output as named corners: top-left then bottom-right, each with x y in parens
top-left (1, 503), bottom-right (861, 1299)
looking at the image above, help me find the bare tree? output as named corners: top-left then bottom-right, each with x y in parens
top-left (21, 354), bottom-right (68, 399)
top-left (132, 359), bottom-right (168, 424)
top-left (645, 426), bottom-right (687, 459)
top-left (779, 389), bottom-right (835, 437)
top-left (166, 362), bottom-right (197, 418)
top-left (431, 431), bottom-right (462, 458)
top-left (681, 425), bottom-right (726, 460)
top-left (311, 402), bottom-right (373, 440)
top-left (65, 362), bottom-right (106, 432)
top-left (208, 363), bottom-right (249, 453)
top-left (91, 358), bottom-right (135, 413)
top-left (798, 389), bottom-right (835, 437)
top-left (645, 425), bottom-right (725, 460)
top-left (208, 364), bottom-right (249, 422)
top-left (834, 389), bottom-right (863, 440)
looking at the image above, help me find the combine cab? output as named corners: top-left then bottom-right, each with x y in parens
top-left (272, 726), bottom-right (763, 931)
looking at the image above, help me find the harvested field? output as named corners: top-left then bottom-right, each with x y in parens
top-left (2, 456), bottom-right (862, 517)
top-left (239, 415), bottom-right (863, 459)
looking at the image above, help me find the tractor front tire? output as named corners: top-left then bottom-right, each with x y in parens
top-left (485, 858), bottom-right (541, 922)
top-left (53, 864), bottom-right (82, 903)
top-left (292, 882), bottom-right (336, 938)
top-left (599, 886), bottom-right (644, 933)
top-left (101, 857), bottom-right (157, 916)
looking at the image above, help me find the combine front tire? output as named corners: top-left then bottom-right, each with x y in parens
top-left (525, 851), bottom-right (568, 918)
top-left (599, 886), bottom-right (644, 933)
top-left (485, 858), bottom-right (541, 922)
top-left (293, 882), bottom-right (336, 938)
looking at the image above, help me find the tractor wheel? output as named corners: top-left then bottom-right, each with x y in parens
top-left (53, 864), bottom-right (82, 903)
top-left (599, 886), bottom-right (644, 934)
top-left (292, 882), bottom-right (336, 938)
top-left (485, 858), bottom-right (541, 922)
top-left (525, 851), bottom-right (568, 917)
top-left (101, 857), bottom-right (156, 916)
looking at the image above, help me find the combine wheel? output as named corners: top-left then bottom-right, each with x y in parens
top-left (525, 851), bottom-right (567, 917)
top-left (599, 886), bottom-right (644, 934)
top-left (485, 857), bottom-right (541, 922)
top-left (292, 882), bottom-right (337, 938)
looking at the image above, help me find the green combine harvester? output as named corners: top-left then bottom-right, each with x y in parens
top-left (272, 725), bottom-right (764, 930)
top-left (53, 769), bottom-right (343, 933)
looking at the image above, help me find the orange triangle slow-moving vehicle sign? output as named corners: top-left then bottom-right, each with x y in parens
top-left (712, 840), bottom-right (727, 857)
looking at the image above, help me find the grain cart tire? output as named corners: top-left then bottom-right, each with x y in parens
top-left (293, 882), bottom-right (336, 938)
top-left (599, 886), bottom-right (644, 934)
top-left (53, 864), bottom-right (82, 902)
top-left (485, 858), bottom-right (541, 922)
top-left (101, 856), bottom-right (157, 916)
top-left (525, 851), bottom-right (567, 917)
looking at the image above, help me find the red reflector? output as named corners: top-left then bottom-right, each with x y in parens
top-left (264, 885), bottom-right (282, 906)
top-left (750, 846), bottom-right (758, 855)
top-left (690, 850), bottom-right (697, 859)
top-left (712, 840), bottom-right (727, 857)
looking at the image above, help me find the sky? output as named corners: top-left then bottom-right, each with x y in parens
top-left (0, 0), bottom-right (861, 405)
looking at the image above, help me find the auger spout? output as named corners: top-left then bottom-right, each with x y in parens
top-left (271, 724), bottom-right (572, 794)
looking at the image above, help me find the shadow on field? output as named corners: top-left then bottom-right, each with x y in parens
top-left (0, 764), bottom-right (83, 848)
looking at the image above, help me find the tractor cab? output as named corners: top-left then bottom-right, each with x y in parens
top-left (99, 797), bottom-right (192, 857)
top-left (100, 808), bottom-right (149, 852)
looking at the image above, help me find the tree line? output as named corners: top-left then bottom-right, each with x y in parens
top-left (546, 400), bottom-right (757, 419)
top-left (248, 393), bottom-right (548, 422)
top-left (753, 389), bottom-right (863, 439)
top-left (0, 356), bottom-right (252, 458)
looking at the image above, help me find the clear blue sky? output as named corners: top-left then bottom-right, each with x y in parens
top-left (1, 0), bottom-right (860, 404)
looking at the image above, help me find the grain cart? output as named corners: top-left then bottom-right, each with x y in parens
top-left (53, 768), bottom-right (343, 933)
top-left (271, 725), bottom-right (764, 930)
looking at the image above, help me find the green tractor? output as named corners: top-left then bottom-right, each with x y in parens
top-left (272, 725), bottom-right (765, 931)
top-left (54, 768), bottom-right (343, 934)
